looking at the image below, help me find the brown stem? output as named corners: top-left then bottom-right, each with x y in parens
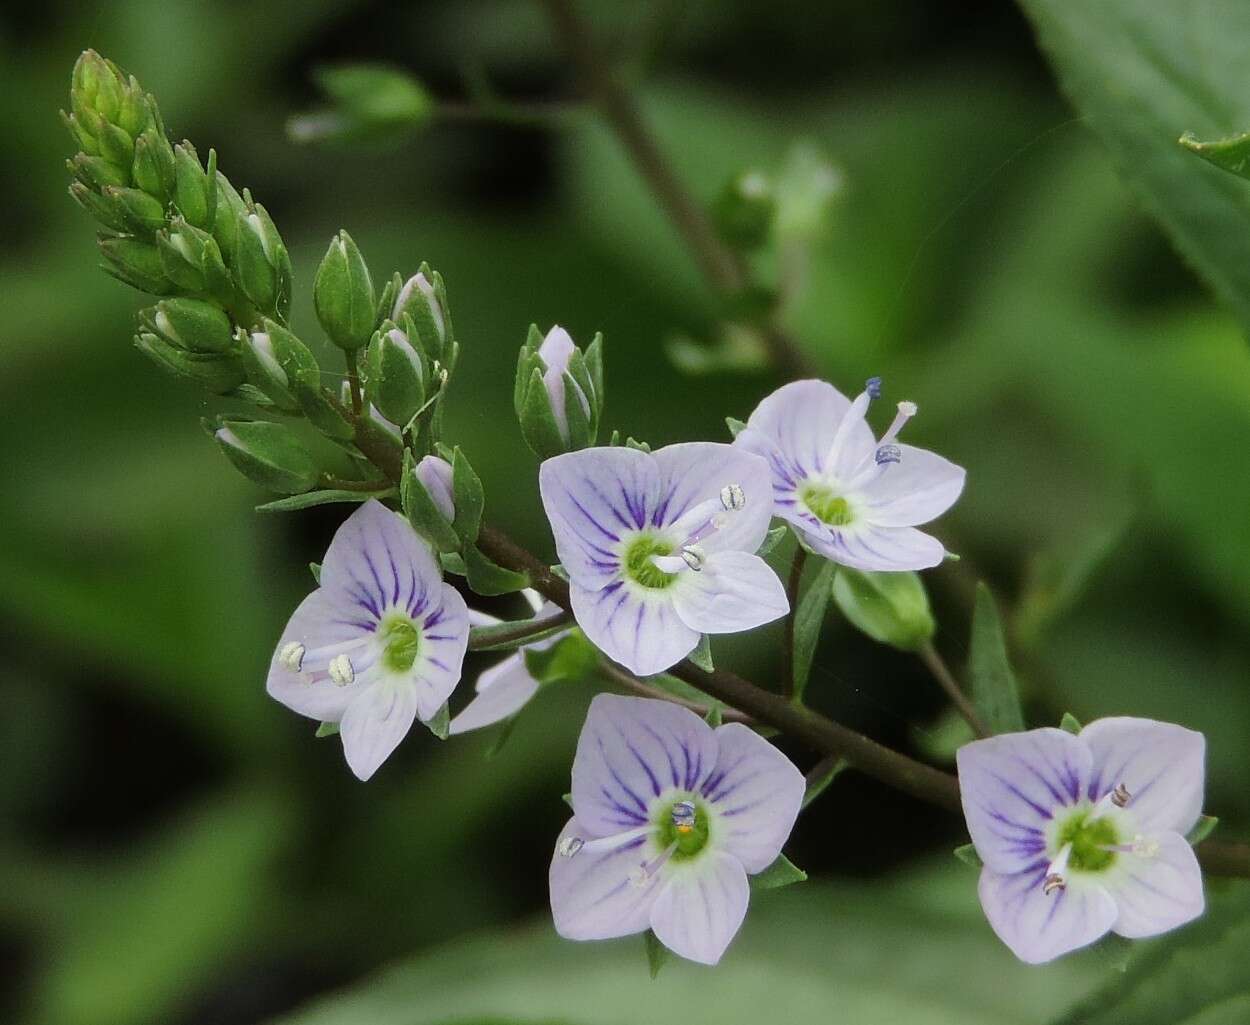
top-left (781, 546), bottom-right (807, 699)
top-left (468, 610), bottom-right (573, 651)
top-left (538, 0), bottom-right (814, 379)
top-left (918, 642), bottom-right (990, 739)
top-left (597, 658), bottom-right (753, 724)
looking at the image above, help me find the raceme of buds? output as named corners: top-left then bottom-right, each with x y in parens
top-left (135, 332), bottom-right (245, 394)
top-left (314, 230), bottom-right (375, 350)
top-left (364, 322), bottom-right (428, 428)
top-left (514, 325), bottom-right (604, 460)
top-left (64, 51), bottom-right (160, 186)
top-left (392, 267), bottom-right (455, 369)
top-left (213, 419), bottom-right (319, 494)
top-left (831, 567), bottom-right (935, 652)
top-left (140, 298), bottom-right (234, 354)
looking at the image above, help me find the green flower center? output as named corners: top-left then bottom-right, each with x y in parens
top-left (1055, 808), bottom-right (1120, 873)
top-left (654, 796), bottom-right (710, 861)
top-left (379, 613), bottom-right (421, 673)
top-left (622, 533), bottom-right (678, 590)
top-left (799, 481), bottom-right (853, 526)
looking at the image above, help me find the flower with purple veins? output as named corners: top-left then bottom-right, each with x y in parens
top-left (267, 499), bottom-right (469, 780)
top-left (539, 442), bottom-right (788, 676)
top-left (550, 694), bottom-right (805, 965)
top-left (449, 593), bottom-right (570, 735)
top-left (734, 378), bottom-right (965, 571)
top-left (957, 717), bottom-right (1206, 964)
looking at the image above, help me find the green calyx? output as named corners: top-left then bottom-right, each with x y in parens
top-left (654, 797), bottom-right (710, 861)
top-left (799, 481), bottom-right (853, 526)
top-left (623, 533), bottom-right (678, 590)
top-left (379, 613), bottom-right (421, 673)
top-left (1055, 808), bottom-right (1120, 873)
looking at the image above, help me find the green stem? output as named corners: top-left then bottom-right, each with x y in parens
top-left (468, 611), bottom-right (573, 651)
top-left (918, 641), bottom-right (989, 739)
top-left (781, 545), bottom-right (807, 700)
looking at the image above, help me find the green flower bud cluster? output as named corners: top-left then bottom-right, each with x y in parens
top-left (64, 51), bottom-right (292, 329)
top-left (514, 325), bottom-right (604, 460)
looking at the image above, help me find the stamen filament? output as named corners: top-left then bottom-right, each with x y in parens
top-left (824, 379), bottom-right (878, 471)
top-left (629, 839), bottom-right (678, 887)
top-left (1043, 842), bottom-right (1073, 895)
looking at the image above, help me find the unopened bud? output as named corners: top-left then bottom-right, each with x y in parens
top-left (173, 142), bottom-right (215, 230)
top-left (131, 129), bottom-right (176, 203)
top-left (147, 298), bottom-right (234, 354)
top-left (135, 332), bottom-right (245, 393)
top-left (514, 324), bottom-right (604, 459)
top-left (98, 236), bottom-right (176, 294)
top-left (414, 455), bottom-right (455, 522)
top-left (365, 325), bottom-right (427, 427)
top-left (214, 419), bottom-right (319, 494)
top-left (832, 567), bottom-right (935, 652)
top-left (392, 270), bottom-right (448, 361)
top-left (314, 229), bottom-right (375, 350)
top-left (102, 185), bottom-right (166, 235)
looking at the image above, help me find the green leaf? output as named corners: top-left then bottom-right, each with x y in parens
top-left (755, 525), bottom-right (786, 557)
top-left (832, 568), bottom-right (935, 652)
top-left (687, 634), bottom-right (714, 672)
top-left (314, 721), bottom-right (339, 738)
top-left (561, 792), bottom-right (574, 810)
top-left (440, 552), bottom-right (467, 576)
top-left (450, 446), bottom-right (484, 545)
top-left (255, 488), bottom-right (392, 513)
top-left (423, 703), bottom-right (450, 741)
top-left (968, 584), bottom-right (1025, 735)
top-left (953, 843), bottom-right (982, 869)
top-left (1060, 712), bottom-right (1083, 735)
top-left (1017, 0), bottom-right (1250, 334)
top-left (703, 703), bottom-right (723, 728)
top-left (288, 64), bottom-right (434, 146)
top-left (725, 415), bottom-right (747, 438)
top-left (523, 632), bottom-right (599, 685)
top-left (463, 544), bottom-right (529, 596)
top-left (1186, 815), bottom-right (1219, 846)
top-left (791, 558), bottom-right (836, 701)
top-left (749, 854), bottom-right (807, 892)
top-left (309, 561), bottom-right (321, 584)
top-left (801, 757), bottom-right (847, 810)
top-left (644, 929), bottom-right (669, 980)
top-left (1180, 130), bottom-right (1250, 182)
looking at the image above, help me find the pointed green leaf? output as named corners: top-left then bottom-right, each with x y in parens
top-left (644, 929), bottom-right (669, 980)
top-left (1180, 130), bottom-right (1250, 182)
top-left (423, 703), bottom-right (450, 740)
top-left (484, 717), bottom-right (518, 760)
top-left (309, 561), bottom-right (322, 584)
top-left (561, 792), bottom-right (574, 810)
top-left (523, 631), bottom-right (599, 685)
top-left (832, 568), bottom-right (935, 652)
top-left (801, 757), bottom-right (847, 810)
top-left (750, 854), bottom-right (807, 892)
top-left (756, 525), bottom-right (786, 557)
top-left (315, 721), bottom-right (339, 738)
top-left (256, 488), bottom-right (393, 513)
top-left (1060, 712), bottom-right (1083, 735)
top-left (792, 559), bottom-right (836, 701)
top-left (703, 703), bottom-right (723, 728)
top-left (725, 415), bottom-right (747, 438)
top-left (688, 634), bottom-right (714, 672)
top-left (968, 584), bottom-right (1025, 735)
top-left (953, 844), bottom-right (982, 869)
top-left (463, 544), bottom-right (529, 596)
top-left (450, 447), bottom-right (484, 544)
top-left (1186, 815), bottom-right (1219, 846)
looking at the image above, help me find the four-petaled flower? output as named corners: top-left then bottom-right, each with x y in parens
top-left (550, 695), bottom-right (804, 964)
top-left (957, 717), bottom-right (1206, 964)
top-left (734, 378), bottom-right (965, 570)
top-left (267, 500), bottom-right (469, 780)
top-left (539, 442), bottom-right (788, 676)
top-left (449, 594), bottom-right (570, 735)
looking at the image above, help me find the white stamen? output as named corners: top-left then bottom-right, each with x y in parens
top-left (1043, 842), bottom-right (1072, 896)
top-left (279, 641), bottom-right (305, 671)
top-left (558, 836), bottom-right (584, 858)
top-left (328, 654), bottom-right (355, 686)
top-left (720, 483), bottom-right (746, 511)
top-left (680, 545), bottom-right (706, 571)
top-left (578, 825), bottom-right (655, 855)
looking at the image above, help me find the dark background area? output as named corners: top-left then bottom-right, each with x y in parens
top-left (1, 2), bottom-right (1245, 1024)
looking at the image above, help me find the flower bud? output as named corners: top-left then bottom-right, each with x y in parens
top-left (239, 320), bottom-right (319, 410)
top-left (514, 325), bottom-right (603, 459)
top-left (135, 332), bottom-right (245, 393)
top-left (98, 236), bottom-right (175, 294)
top-left (131, 129), bottom-right (176, 203)
top-left (102, 185), bottom-right (166, 235)
top-left (364, 324), bottom-right (427, 428)
top-left (173, 142), bottom-right (215, 231)
top-left (144, 298), bottom-right (234, 354)
top-left (415, 455), bottom-right (455, 521)
top-left (314, 230), bottom-right (375, 350)
top-left (71, 182), bottom-right (129, 233)
top-left (213, 420), bottom-right (319, 494)
top-left (232, 194), bottom-right (288, 318)
top-left (832, 568), bottom-right (935, 652)
top-left (712, 169), bottom-right (775, 252)
top-left (400, 451), bottom-right (460, 553)
top-left (68, 153), bottom-right (127, 191)
top-left (157, 218), bottom-right (230, 298)
top-left (392, 269), bottom-right (449, 363)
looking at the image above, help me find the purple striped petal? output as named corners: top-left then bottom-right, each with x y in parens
top-left (412, 582), bottom-right (469, 721)
top-left (810, 523), bottom-right (947, 571)
top-left (977, 865), bottom-right (1118, 964)
top-left (339, 679), bottom-right (419, 781)
top-left (549, 816), bottom-right (662, 941)
top-left (702, 723), bottom-right (804, 873)
top-left (570, 581), bottom-right (699, 677)
top-left (1106, 831), bottom-right (1204, 939)
top-left (649, 852), bottom-right (750, 965)
top-left (651, 443), bottom-right (774, 553)
top-left (539, 448), bottom-right (660, 590)
top-left (859, 444), bottom-right (965, 528)
top-left (1080, 717), bottom-right (1205, 836)
top-left (266, 590), bottom-right (370, 722)
top-left (320, 500), bottom-right (441, 619)
top-left (447, 652), bottom-right (540, 735)
top-left (734, 379), bottom-right (873, 481)
top-left (957, 728), bottom-right (1092, 874)
top-left (570, 695), bottom-right (717, 837)
top-left (670, 550), bottom-right (789, 636)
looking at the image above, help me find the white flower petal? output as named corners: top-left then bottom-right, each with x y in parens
top-left (539, 448), bottom-right (660, 590)
top-left (1080, 717), bottom-right (1206, 836)
top-left (570, 581), bottom-right (699, 677)
top-left (650, 852), bottom-right (750, 965)
top-left (570, 694), bottom-right (717, 836)
top-left (703, 723), bottom-right (805, 873)
top-left (266, 590), bottom-right (371, 722)
top-left (859, 444), bottom-right (966, 527)
top-left (447, 653), bottom-right (540, 735)
top-left (977, 865), bottom-right (1118, 965)
top-left (339, 679), bottom-right (419, 781)
top-left (651, 442), bottom-right (774, 554)
top-left (957, 728), bottom-right (1092, 874)
top-left (817, 523), bottom-right (947, 571)
top-left (736, 379), bottom-right (871, 480)
top-left (549, 816), bottom-right (662, 941)
top-left (412, 583), bottom-right (469, 721)
top-left (670, 551), bottom-right (789, 635)
top-left (1106, 831), bottom-right (1205, 939)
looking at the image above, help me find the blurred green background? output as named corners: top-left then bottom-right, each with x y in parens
top-left (3, 2), bottom-right (1249, 1023)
